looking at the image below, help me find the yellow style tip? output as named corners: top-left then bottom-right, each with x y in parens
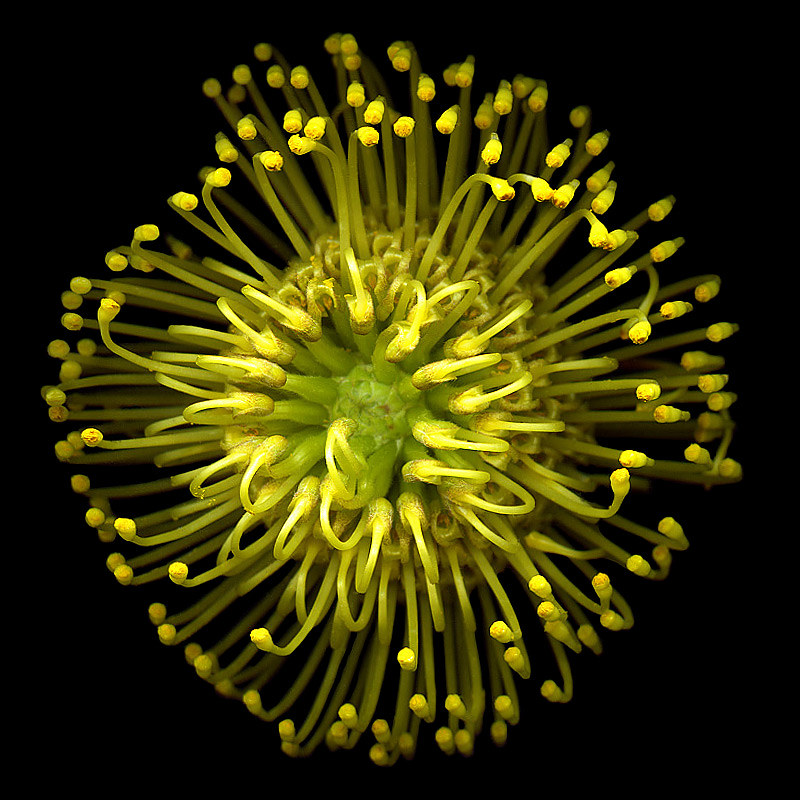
top-left (435, 727), bottom-right (456, 754)
top-left (417, 74), bottom-right (436, 102)
top-left (494, 694), bottom-right (515, 720)
top-left (371, 718), bottom-right (391, 743)
top-left (283, 109), bottom-right (303, 134)
top-left (541, 680), bottom-right (565, 703)
top-left (278, 718), bottom-right (296, 742)
top-left (168, 561), bottom-right (189, 585)
top-left (85, 507), bottom-right (105, 528)
top-left (170, 191), bottom-right (198, 211)
top-left (545, 140), bottom-right (572, 169)
top-left (253, 42), bottom-right (272, 61)
top-left (346, 81), bottom-right (366, 108)
top-left (619, 449), bottom-right (653, 469)
top-left (648, 196), bottom-right (675, 221)
top-left (551, 181), bottom-right (578, 209)
top-left (585, 129), bottom-right (610, 156)
top-left (364, 99), bottom-right (385, 124)
top-left (685, 442), bottom-right (712, 465)
top-left (369, 744), bottom-right (390, 766)
top-left (528, 574), bottom-right (553, 597)
top-left (397, 646), bottom-right (417, 670)
top-left (409, 693), bottom-right (430, 718)
top-left (653, 404), bottom-right (691, 423)
top-left (719, 458), bottom-right (743, 480)
top-left (148, 603), bottom-right (167, 625)
top-left (157, 623), bottom-right (177, 644)
top-left (398, 732), bottom-right (417, 759)
top-left (489, 620), bottom-right (515, 643)
top-left (610, 467), bottom-right (630, 490)
top-left (486, 177), bottom-right (515, 201)
top-left (481, 134), bottom-right (502, 166)
top-left (393, 116), bottom-right (415, 138)
top-left (569, 104), bottom-right (590, 127)
top-left (444, 693), bottom-right (467, 717)
top-left (537, 601), bottom-right (562, 622)
top-left (391, 46), bottom-right (412, 73)
top-left (114, 517), bottom-right (137, 541)
top-left (243, 689), bottom-right (263, 715)
top-left (105, 251), bottom-right (128, 271)
top-left (304, 116), bottom-right (326, 140)
top-left (266, 64), bottom-right (285, 89)
top-left (250, 627), bottom-right (274, 651)
top-left (528, 82), bottom-right (549, 112)
top-left (454, 729), bottom-right (474, 756)
top-left (288, 134), bottom-right (317, 155)
top-left (236, 116), bottom-right (258, 140)
top-left (706, 322), bottom-right (738, 343)
top-left (626, 555), bottom-right (652, 577)
top-left (660, 300), bottom-right (693, 319)
top-left (526, 177), bottom-right (553, 202)
top-left (592, 572), bottom-right (613, 601)
top-left (503, 646), bottom-right (526, 675)
top-left (338, 702), bottom-right (359, 728)
top-left (205, 167), bottom-right (231, 188)
top-left (290, 65), bottom-right (310, 90)
top-left (599, 610), bottom-right (626, 631)
top-left (650, 237), bottom-right (684, 262)
top-left (695, 279), bottom-right (721, 303)
top-left (259, 151), bottom-right (284, 172)
top-left (491, 721), bottom-right (509, 747)
top-left (113, 563), bottom-right (134, 586)
top-left (435, 106), bottom-right (460, 135)
top-left (627, 320), bottom-right (652, 344)
top-left (604, 266), bottom-right (633, 290)
top-left (356, 126), bottom-right (379, 147)
top-left (202, 78), bottom-right (222, 98)
top-left (491, 80), bottom-right (513, 115)
top-left (80, 427), bottom-right (104, 447)
top-left (133, 223), bottom-right (159, 242)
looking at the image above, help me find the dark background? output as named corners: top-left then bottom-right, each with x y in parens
top-left (23, 8), bottom-right (767, 794)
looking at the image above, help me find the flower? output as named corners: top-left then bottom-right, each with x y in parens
top-left (43, 32), bottom-right (741, 764)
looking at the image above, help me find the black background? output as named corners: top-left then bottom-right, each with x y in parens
top-left (23, 7), bottom-right (769, 795)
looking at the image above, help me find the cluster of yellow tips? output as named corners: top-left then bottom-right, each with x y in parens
top-left (44, 33), bottom-right (741, 764)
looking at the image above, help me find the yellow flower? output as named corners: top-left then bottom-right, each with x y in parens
top-left (42, 32), bottom-right (741, 764)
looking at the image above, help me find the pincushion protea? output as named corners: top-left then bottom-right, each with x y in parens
top-left (43, 32), bottom-right (741, 764)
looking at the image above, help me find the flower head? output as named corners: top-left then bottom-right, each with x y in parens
top-left (43, 32), bottom-right (741, 763)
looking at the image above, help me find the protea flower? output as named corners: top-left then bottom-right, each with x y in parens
top-left (43, 32), bottom-right (741, 764)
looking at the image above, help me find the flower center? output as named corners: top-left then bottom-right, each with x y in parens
top-left (330, 363), bottom-right (415, 456)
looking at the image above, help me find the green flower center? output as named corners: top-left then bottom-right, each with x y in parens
top-left (331, 363), bottom-right (416, 457)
